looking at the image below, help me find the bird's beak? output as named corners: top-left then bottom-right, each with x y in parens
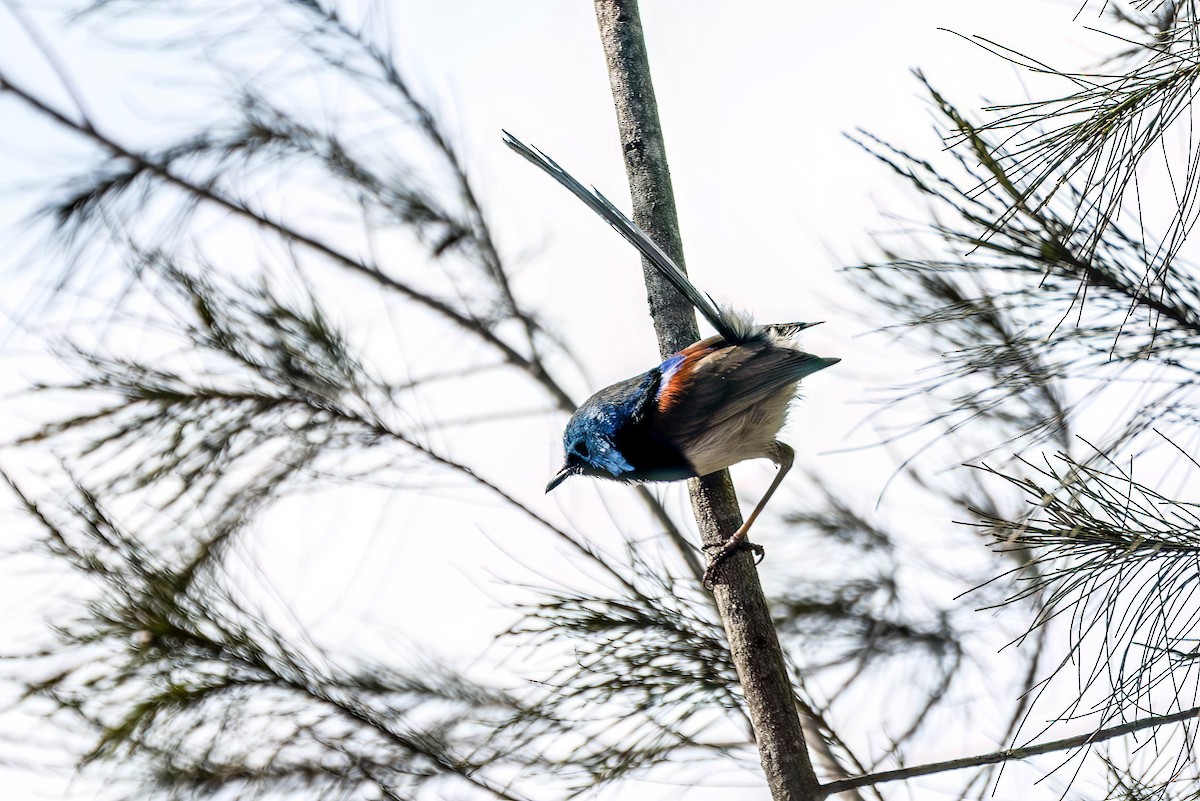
top-left (545, 466), bottom-right (572, 493)
top-left (797, 321), bottom-right (824, 330)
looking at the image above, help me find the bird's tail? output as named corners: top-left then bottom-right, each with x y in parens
top-left (503, 132), bottom-right (752, 343)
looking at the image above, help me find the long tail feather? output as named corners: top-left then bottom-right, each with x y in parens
top-left (503, 131), bottom-right (747, 343)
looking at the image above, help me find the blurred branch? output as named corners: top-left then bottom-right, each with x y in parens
top-left (2, 468), bottom-right (547, 801)
top-left (847, 75), bottom-right (1200, 467)
top-left (968, 447), bottom-right (1200, 730)
top-left (0, 71), bottom-right (573, 411)
top-left (944, 2), bottom-right (1200, 274)
top-left (2, 8), bottom-right (712, 583)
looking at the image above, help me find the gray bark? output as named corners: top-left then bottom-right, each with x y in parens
top-left (592, 2), bottom-right (823, 799)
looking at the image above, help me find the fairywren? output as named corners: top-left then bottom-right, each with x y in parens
top-left (504, 133), bottom-right (838, 585)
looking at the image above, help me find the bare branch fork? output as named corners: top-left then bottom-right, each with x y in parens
top-left (820, 706), bottom-right (1200, 797)
top-left (591, 1), bottom-right (822, 799)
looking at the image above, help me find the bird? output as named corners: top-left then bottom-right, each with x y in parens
top-left (504, 132), bottom-right (838, 586)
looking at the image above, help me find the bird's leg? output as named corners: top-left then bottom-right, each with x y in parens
top-left (703, 442), bottom-right (794, 587)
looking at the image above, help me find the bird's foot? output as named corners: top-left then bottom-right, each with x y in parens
top-left (702, 538), bottom-right (765, 588)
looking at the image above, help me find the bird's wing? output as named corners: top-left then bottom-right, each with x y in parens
top-left (712, 347), bottom-right (838, 427)
top-left (503, 132), bottom-right (753, 343)
top-left (656, 339), bottom-right (838, 439)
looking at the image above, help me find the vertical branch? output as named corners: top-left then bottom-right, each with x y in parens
top-left (591, 2), bottom-right (696, 358)
top-left (591, 2), bottom-right (822, 799)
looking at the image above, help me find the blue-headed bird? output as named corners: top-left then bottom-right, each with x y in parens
top-left (505, 133), bottom-right (838, 586)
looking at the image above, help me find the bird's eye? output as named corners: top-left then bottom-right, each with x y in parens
top-left (575, 442), bottom-right (590, 459)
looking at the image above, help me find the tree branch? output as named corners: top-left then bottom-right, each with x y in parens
top-left (0, 72), bottom-right (574, 411)
top-left (820, 706), bottom-right (1200, 797)
top-left (592, 2), bottom-right (822, 799)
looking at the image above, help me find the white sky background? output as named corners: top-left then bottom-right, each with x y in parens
top-left (0, 1), bottom-right (1163, 799)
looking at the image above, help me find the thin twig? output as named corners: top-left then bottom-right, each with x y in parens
top-left (820, 705), bottom-right (1200, 797)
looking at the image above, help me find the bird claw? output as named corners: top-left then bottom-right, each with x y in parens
top-left (702, 539), bottom-right (765, 588)
top-left (747, 541), bottom-right (766, 563)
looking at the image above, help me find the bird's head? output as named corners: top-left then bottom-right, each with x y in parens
top-left (546, 415), bottom-right (636, 491)
top-left (546, 384), bottom-right (644, 492)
